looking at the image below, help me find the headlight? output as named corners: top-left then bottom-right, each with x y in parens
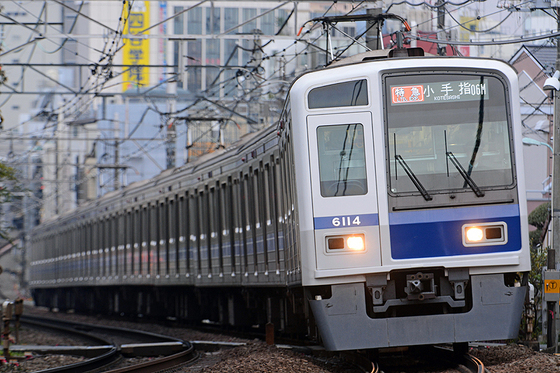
top-left (462, 222), bottom-right (507, 246)
top-left (327, 234), bottom-right (366, 252)
top-left (465, 227), bottom-right (484, 242)
top-left (347, 236), bottom-right (365, 251)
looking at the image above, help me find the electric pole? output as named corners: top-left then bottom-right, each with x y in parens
top-left (437, 0), bottom-right (447, 56)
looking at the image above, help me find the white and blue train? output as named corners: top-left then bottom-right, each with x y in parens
top-left (29, 47), bottom-right (530, 351)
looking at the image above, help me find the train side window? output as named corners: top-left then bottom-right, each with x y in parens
top-left (173, 197), bottom-right (180, 275)
top-left (210, 186), bottom-right (218, 274)
top-left (189, 193), bottom-right (198, 276)
top-left (178, 195), bottom-right (187, 275)
top-left (145, 206), bottom-right (152, 275)
top-left (197, 190), bottom-right (205, 274)
top-left (123, 213), bottom-right (127, 276)
top-left (129, 213), bottom-right (133, 276)
top-left (118, 213), bottom-right (124, 277)
top-left (240, 175), bottom-right (250, 274)
top-left (91, 222), bottom-right (97, 279)
top-left (136, 212), bottom-right (140, 275)
top-left (316, 124), bottom-right (367, 197)
top-left (231, 179), bottom-right (240, 273)
top-left (100, 218), bottom-right (106, 278)
top-left (167, 199), bottom-right (173, 275)
top-left (308, 79), bottom-right (368, 109)
top-left (141, 207), bottom-right (148, 275)
top-left (160, 201), bottom-right (167, 275)
top-left (80, 225), bottom-right (84, 279)
top-left (220, 182), bottom-right (228, 274)
top-left (109, 216), bottom-right (114, 277)
top-left (264, 164), bottom-right (272, 227)
top-left (257, 166), bottom-right (268, 269)
top-left (129, 210), bottom-right (135, 276)
top-left (253, 169), bottom-right (260, 230)
top-left (186, 196), bottom-right (192, 274)
top-left (153, 204), bottom-right (160, 275)
top-left (215, 183), bottom-right (224, 275)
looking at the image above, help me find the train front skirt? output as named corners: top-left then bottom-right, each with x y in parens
top-left (308, 274), bottom-right (526, 350)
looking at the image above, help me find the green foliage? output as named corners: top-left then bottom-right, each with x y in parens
top-left (524, 202), bottom-right (552, 339)
top-left (0, 162), bottom-right (19, 241)
top-left (530, 245), bottom-right (548, 296)
top-left (527, 202), bottom-right (550, 286)
top-left (529, 230), bottom-right (542, 251)
top-left (528, 202), bottom-right (550, 232)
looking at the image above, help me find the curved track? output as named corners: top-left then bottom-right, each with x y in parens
top-left (19, 315), bottom-right (197, 373)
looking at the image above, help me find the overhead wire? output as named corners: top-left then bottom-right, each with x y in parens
top-left (5, 0), bottom-right (555, 219)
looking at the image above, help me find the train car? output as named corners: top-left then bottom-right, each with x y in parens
top-left (29, 47), bottom-right (530, 351)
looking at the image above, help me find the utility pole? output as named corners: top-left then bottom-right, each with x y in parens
top-left (166, 116), bottom-right (176, 169)
top-left (543, 4), bottom-right (560, 352)
top-left (436, 0), bottom-right (447, 56)
top-left (554, 12), bottom-right (560, 271)
top-left (114, 113), bottom-right (120, 190)
top-left (550, 9), bottom-right (560, 350)
top-left (166, 79), bottom-right (177, 169)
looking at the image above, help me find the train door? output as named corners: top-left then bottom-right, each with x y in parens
top-left (307, 112), bottom-right (382, 272)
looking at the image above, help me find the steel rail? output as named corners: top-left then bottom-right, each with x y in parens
top-left (20, 317), bottom-right (120, 373)
top-left (432, 345), bottom-right (485, 373)
top-left (19, 315), bottom-right (197, 373)
top-left (462, 353), bottom-right (485, 373)
top-left (341, 351), bottom-right (380, 373)
top-left (103, 347), bottom-right (197, 373)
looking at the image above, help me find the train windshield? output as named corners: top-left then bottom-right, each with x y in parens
top-left (385, 73), bottom-right (513, 197)
top-left (317, 124), bottom-right (368, 197)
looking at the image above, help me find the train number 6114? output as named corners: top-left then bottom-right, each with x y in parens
top-left (332, 216), bottom-right (361, 227)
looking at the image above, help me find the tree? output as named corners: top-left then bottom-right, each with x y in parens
top-left (0, 161), bottom-right (19, 241)
top-left (525, 202), bottom-right (551, 340)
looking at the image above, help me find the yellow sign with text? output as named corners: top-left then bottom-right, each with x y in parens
top-left (123, 1), bottom-right (150, 91)
top-left (545, 279), bottom-right (560, 293)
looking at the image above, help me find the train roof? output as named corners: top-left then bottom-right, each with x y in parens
top-left (34, 123), bottom-right (279, 229)
top-left (328, 47), bottom-right (428, 67)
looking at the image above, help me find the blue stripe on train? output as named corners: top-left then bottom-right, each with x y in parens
top-left (314, 213), bottom-right (379, 230)
top-left (388, 204), bottom-right (522, 259)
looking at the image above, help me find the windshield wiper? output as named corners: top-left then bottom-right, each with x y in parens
top-left (446, 151), bottom-right (485, 197)
top-left (465, 76), bottom-right (486, 187)
top-left (395, 155), bottom-right (432, 201)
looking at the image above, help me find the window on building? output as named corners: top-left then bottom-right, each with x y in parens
top-left (206, 39), bottom-right (221, 89)
top-left (277, 9), bottom-right (288, 35)
top-left (223, 39), bottom-right (238, 92)
top-left (187, 7), bottom-right (202, 34)
top-left (241, 39), bottom-right (253, 66)
top-left (206, 6), bottom-right (220, 34)
top-left (261, 10), bottom-right (274, 35)
top-left (187, 40), bottom-right (202, 92)
top-left (224, 8), bottom-right (238, 34)
top-left (173, 6), bottom-right (184, 34)
top-left (242, 8), bottom-right (257, 33)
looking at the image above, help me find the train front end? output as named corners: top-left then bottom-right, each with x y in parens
top-left (290, 54), bottom-right (531, 350)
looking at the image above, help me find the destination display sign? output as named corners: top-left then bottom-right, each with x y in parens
top-left (391, 79), bottom-right (489, 105)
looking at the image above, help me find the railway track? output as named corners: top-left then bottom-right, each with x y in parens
top-left (461, 352), bottom-right (485, 373)
top-left (358, 345), bottom-right (484, 373)
top-left (17, 315), bottom-right (197, 373)
top-left (16, 312), bottom-right (485, 373)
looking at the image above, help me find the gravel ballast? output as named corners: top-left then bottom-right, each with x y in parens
top-left (2, 307), bottom-right (559, 372)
